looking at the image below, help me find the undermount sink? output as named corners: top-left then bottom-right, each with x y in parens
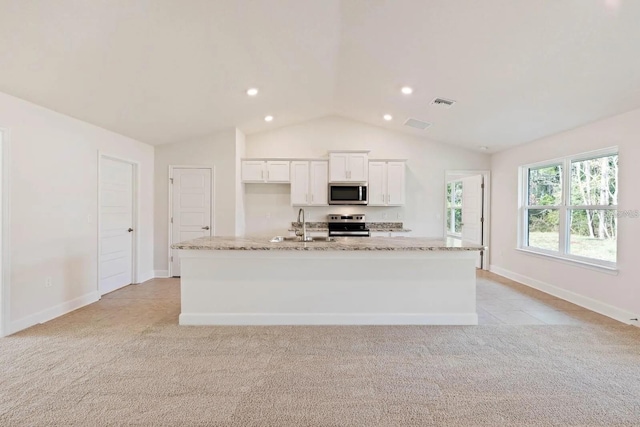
top-left (270, 236), bottom-right (335, 243)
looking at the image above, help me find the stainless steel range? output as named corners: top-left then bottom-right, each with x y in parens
top-left (327, 214), bottom-right (370, 237)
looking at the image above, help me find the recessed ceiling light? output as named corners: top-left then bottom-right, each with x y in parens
top-left (246, 88), bottom-right (258, 96)
top-left (383, 114), bottom-right (393, 121)
top-left (401, 86), bottom-right (413, 95)
top-left (264, 115), bottom-right (274, 122)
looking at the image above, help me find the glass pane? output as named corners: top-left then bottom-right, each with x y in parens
top-left (446, 208), bottom-right (452, 232)
top-left (454, 182), bottom-right (463, 207)
top-left (570, 155), bottom-right (618, 206)
top-left (446, 183), bottom-right (452, 208)
top-left (454, 208), bottom-right (462, 233)
top-left (528, 165), bottom-right (562, 206)
top-left (527, 209), bottom-right (559, 251)
top-left (569, 209), bottom-right (617, 262)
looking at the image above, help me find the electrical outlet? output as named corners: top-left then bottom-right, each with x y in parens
top-left (45, 277), bottom-right (53, 288)
top-left (397, 213), bottom-right (402, 220)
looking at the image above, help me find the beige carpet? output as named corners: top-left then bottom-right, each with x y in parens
top-left (2, 275), bottom-right (640, 426)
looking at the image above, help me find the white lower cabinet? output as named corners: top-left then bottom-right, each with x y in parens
top-left (371, 231), bottom-right (412, 237)
top-left (289, 231), bottom-right (328, 238)
top-left (368, 161), bottom-right (406, 206)
top-left (290, 161), bottom-right (328, 206)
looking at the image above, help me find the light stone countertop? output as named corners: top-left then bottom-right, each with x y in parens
top-left (172, 236), bottom-right (484, 251)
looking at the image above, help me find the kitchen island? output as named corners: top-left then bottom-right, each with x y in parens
top-left (173, 236), bottom-right (484, 326)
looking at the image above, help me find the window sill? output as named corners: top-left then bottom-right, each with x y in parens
top-left (515, 248), bottom-right (619, 275)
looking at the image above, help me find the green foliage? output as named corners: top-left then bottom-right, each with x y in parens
top-left (528, 165), bottom-right (562, 206)
top-left (527, 154), bottom-right (618, 241)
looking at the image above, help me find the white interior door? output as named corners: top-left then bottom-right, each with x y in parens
top-left (99, 157), bottom-right (134, 295)
top-left (171, 168), bottom-right (212, 276)
top-left (461, 175), bottom-right (484, 268)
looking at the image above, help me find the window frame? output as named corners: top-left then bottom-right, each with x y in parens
top-left (518, 147), bottom-right (618, 270)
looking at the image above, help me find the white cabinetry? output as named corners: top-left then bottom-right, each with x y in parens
top-left (329, 152), bottom-right (369, 182)
top-left (371, 231), bottom-right (412, 238)
top-left (368, 161), bottom-right (406, 206)
top-left (241, 160), bottom-right (290, 183)
top-left (290, 161), bottom-right (328, 206)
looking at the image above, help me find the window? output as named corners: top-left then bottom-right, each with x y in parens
top-left (519, 149), bottom-right (618, 268)
top-left (446, 181), bottom-right (463, 235)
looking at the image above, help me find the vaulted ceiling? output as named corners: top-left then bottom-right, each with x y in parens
top-left (1, 0), bottom-right (639, 151)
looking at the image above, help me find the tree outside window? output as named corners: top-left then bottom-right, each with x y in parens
top-left (520, 150), bottom-right (618, 267)
top-left (446, 181), bottom-right (463, 235)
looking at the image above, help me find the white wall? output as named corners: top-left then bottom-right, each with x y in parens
top-left (244, 116), bottom-right (491, 236)
top-left (0, 91), bottom-right (155, 335)
top-left (235, 129), bottom-right (246, 236)
top-left (154, 128), bottom-right (243, 273)
top-left (491, 107), bottom-right (640, 320)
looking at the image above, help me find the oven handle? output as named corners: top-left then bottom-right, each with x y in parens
top-left (328, 231), bottom-right (371, 237)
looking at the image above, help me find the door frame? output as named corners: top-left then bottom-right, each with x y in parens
top-left (444, 170), bottom-right (491, 270)
top-left (0, 127), bottom-right (10, 336)
top-left (97, 152), bottom-right (141, 295)
top-left (168, 165), bottom-right (215, 277)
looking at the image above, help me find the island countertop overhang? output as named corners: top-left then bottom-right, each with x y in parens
top-left (172, 236), bottom-right (485, 251)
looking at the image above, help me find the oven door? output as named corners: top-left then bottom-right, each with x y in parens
top-left (328, 184), bottom-right (368, 205)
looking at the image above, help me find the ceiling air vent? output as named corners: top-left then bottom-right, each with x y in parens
top-left (431, 97), bottom-right (456, 108)
top-left (404, 118), bottom-right (432, 130)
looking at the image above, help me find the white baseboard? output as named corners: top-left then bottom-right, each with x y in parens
top-left (179, 312), bottom-right (478, 326)
top-left (136, 271), bottom-right (155, 283)
top-left (489, 264), bottom-right (638, 327)
top-left (9, 291), bottom-right (100, 335)
top-left (154, 270), bottom-right (170, 278)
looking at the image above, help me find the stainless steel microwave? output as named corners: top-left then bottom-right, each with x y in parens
top-left (328, 183), bottom-right (368, 205)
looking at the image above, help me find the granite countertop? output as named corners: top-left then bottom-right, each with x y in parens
top-left (172, 236), bottom-right (484, 251)
top-left (289, 222), bottom-right (412, 233)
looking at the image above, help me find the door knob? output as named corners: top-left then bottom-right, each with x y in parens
top-left (202, 226), bottom-right (210, 230)
top-left (127, 228), bottom-right (134, 232)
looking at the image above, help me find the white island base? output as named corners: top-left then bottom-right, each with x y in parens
top-left (178, 249), bottom-right (478, 326)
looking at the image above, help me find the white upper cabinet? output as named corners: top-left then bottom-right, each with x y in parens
top-left (309, 161), bottom-right (328, 205)
top-left (386, 162), bottom-right (406, 205)
top-left (367, 161), bottom-right (406, 206)
top-left (241, 161), bottom-right (266, 182)
top-left (266, 161), bottom-right (290, 182)
top-left (329, 152), bottom-right (369, 182)
top-left (347, 152), bottom-right (368, 182)
top-left (368, 162), bottom-right (386, 206)
top-left (290, 161), bottom-right (328, 206)
top-left (290, 161), bottom-right (310, 205)
top-left (241, 160), bottom-right (290, 183)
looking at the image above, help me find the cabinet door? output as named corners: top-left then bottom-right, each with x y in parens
top-left (368, 162), bottom-right (387, 206)
top-left (290, 161), bottom-right (310, 206)
top-left (266, 161), bottom-right (290, 182)
top-left (386, 162), bottom-right (406, 205)
top-left (348, 153), bottom-right (368, 181)
top-left (242, 161), bottom-right (265, 182)
top-left (329, 153), bottom-right (349, 182)
top-left (309, 161), bottom-right (328, 205)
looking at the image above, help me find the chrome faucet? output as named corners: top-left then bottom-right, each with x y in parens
top-left (297, 208), bottom-right (311, 241)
